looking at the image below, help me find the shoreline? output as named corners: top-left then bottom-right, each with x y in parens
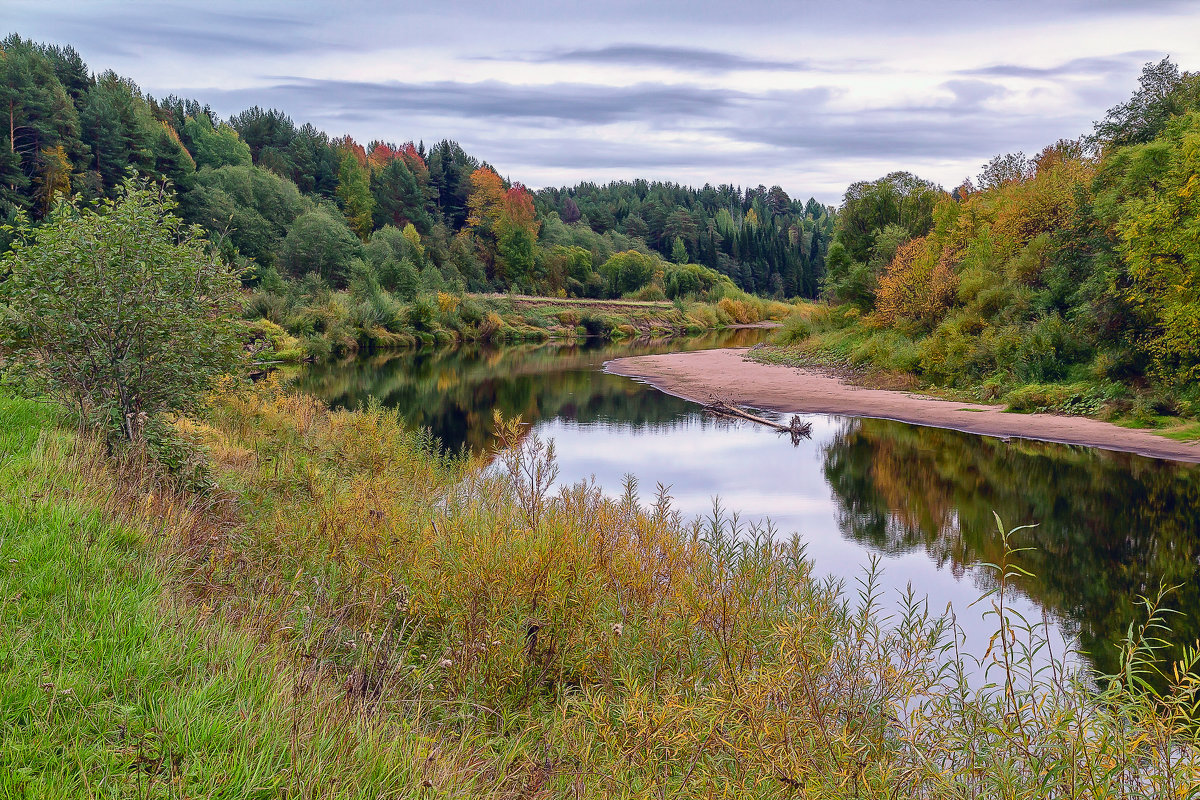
top-left (605, 348), bottom-right (1200, 464)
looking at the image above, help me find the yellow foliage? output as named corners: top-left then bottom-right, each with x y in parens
top-left (716, 297), bottom-right (760, 325)
top-left (436, 291), bottom-right (460, 313)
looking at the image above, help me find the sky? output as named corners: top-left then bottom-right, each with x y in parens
top-left (8, 0), bottom-right (1200, 203)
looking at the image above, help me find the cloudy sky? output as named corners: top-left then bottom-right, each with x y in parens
top-left (9, 0), bottom-right (1199, 202)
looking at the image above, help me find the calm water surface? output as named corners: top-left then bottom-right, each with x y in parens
top-left (298, 333), bottom-right (1200, 677)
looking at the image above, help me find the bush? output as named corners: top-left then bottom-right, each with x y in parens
top-left (717, 297), bottom-right (760, 325)
top-left (1003, 382), bottom-right (1111, 415)
top-left (579, 314), bottom-right (608, 338)
top-left (0, 179), bottom-right (243, 442)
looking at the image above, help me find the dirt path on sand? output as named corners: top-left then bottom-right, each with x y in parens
top-left (605, 348), bottom-right (1200, 463)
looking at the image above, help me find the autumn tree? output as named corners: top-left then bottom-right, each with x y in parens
top-left (1112, 112), bottom-right (1200, 382)
top-left (873, 236), bottom-right (957, 329)
top-left (34, 144), bottom-right (72, 214)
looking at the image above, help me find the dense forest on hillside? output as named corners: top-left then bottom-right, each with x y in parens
top-left (774, 57), bottom-right (1200, 422)
top-left (0, 33), bottom-right (830, 308)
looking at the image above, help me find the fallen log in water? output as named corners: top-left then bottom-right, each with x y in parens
top-left (703, 400), bottom-right (813, 444)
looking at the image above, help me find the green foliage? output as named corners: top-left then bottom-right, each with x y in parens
top-left (0, 179), bottom-right (243, 441)
top-left (495, 225), bottom-right (537, 290)
top-left (1003, 382), bottom-right (1114, 415)
top-left (670, 234), bottom-right (689, 264)
top-left (181, 114), bottom-right (252, 169)
top-left (662, 261), bottom-right (726, 299)
top-left (1095, 56), bottom-right (1200, 147)
top-left (836, 171), bottom-right (943, 263)
top-left (599, 249), bottom-right (661, 297)
top-left (1110, 111), bottom-right (1200, 384)
top-left (335, 151), bottom-right (374, 240)
top-left (821, 240), bottom-right (876, 311)
top-left (181, 164), bottom-right (310, 270)
top-left (278, 206), bottom-right (363, 286)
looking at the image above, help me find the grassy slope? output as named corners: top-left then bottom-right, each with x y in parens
top-left (0, 397), bottom-right (462, 799)
top-left (3, 387), bottom-right (1199, 797)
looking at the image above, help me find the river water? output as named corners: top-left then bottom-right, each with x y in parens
top-left (297, 331), bottom-right (1200, 678)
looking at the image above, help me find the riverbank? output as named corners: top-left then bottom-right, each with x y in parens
top-left (606, 347), bottom-right (1200, 463)
top-left (245, 289), bottom-right (794, 365)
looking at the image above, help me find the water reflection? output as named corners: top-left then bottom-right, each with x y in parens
top-left (823, 419), bottom-right (1200, 677)
top-left (294, 328), bottom-right (769, 453)
top-left (298, 337), bottom-right (1200, 678)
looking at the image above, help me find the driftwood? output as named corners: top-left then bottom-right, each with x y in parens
top-left (703, 400), bottom-right (813, 446)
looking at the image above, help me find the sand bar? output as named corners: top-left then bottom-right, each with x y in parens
top-left (605, 348), bottom-right (1200, 463)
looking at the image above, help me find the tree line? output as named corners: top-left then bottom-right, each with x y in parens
top-left (0, 33), bottom-right (830, 303)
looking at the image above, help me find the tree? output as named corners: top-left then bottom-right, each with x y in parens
top-left (34, 144), bottom-right (73, 214)
top-left (837, 171), bottom-right (943, 263)
top-left (279, 206), bottom-right (362, 285)
top-left (600, 250), bottom-right (660, 297)
top-left (0, 178), bottom-right (243, 441)
top-left (1094, 57), bottom-right (1200, 148)
top-left (671, 235), bottom-right (689, 264)
top-left (182, 114), bottom-right (252, 169)
top-left (180, 164), bottom-right (309, 270)
top-left (0, 35), bottom-right (85, 211)
top-left (976, 151), bottom-right (1032, 190)
top-left (1113, 112), bottom-right (1200, 382)
top-left (561, 196), bottom-right (581, 223)
top-left (336, 150), bottom-right (374, 240)
top-left (371, 156), bottom-right (431, 232)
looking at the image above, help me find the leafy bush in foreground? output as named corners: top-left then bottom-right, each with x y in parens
top-left (0, 180), bottom-right (243, 441)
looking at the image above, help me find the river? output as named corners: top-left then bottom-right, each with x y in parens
top-left (296, 331), bottom-right (1200, 679)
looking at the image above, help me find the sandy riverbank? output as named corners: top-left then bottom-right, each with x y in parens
top-left (605, 348), bottom-right (1200, 463)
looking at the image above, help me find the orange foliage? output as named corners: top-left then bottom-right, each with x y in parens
top-left (501, 184), bottom-right (540, 238)
top-left (874, 236), bottom-right (958, 328)
top-left (989, 156), bottom-right (1095, 247)
top-left (332, 135), bottom-right (367, 167)
top-left (466, 167), bottom-right (506, 231)
top-left (366, 141), bottom-right (396, 171)
top-left (399, 142), bottom-right (425, 171)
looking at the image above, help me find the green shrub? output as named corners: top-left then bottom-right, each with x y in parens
top-left (0, 179), bottom-right (243, 443)
top-left (1003, 382), bottom-right (1111, 415)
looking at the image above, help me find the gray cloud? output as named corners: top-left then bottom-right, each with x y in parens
top-left (197, 78), bottom-right (755, 125)
top-left (941, 80), bottom-right (1009, 108)
top-left (509, 44), bottom-right (815, 73)
top-left (962, 51), bottom-right (1161, 78)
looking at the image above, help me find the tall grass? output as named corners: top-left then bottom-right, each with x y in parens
top-left (5, 385), bottom-right (1200, 796)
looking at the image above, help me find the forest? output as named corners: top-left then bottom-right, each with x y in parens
top-left (0, 33), bottom-right (831, 311)
top-left (776, 57), bottom-right (1200, 424)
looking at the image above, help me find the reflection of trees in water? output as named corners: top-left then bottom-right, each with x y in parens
top-left (822, 418), bottom-right (1200, 676)
top-left (294, 330), bottom-right (766, 454)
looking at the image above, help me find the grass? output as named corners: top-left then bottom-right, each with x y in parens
top-left (4, 385), bottom-right (1200, 797)
top-left (0, 397), bottom-right (476, 798)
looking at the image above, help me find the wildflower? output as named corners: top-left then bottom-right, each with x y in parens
top-left (611, 622), bottom-right (623, 636)
top-left (438, 658), bottom-right (453, 668)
